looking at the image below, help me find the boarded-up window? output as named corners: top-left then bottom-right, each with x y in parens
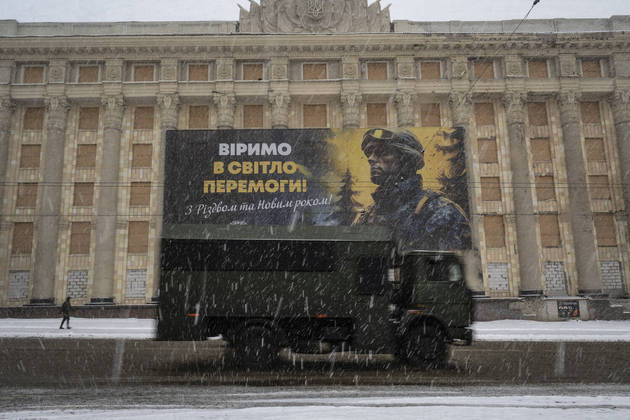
top-left (420, 61), bottom-right (441, 80)
top-left (420, 103), bottom-right (441, 126)
top-left (128, 221), bottom-right (149, 254)
top-left (589, 175), bottom-right (611, 200)
top-left (484, 215), bottom-right (505, 248)
top-left (528, 103), bottom-right (548, 126)
top-left (130, 182), bottom-right (151, 206)
top-left (366, 103), bottom-right (387, 127)
top-left (12, 223), bottom-right (33, 255)
top-left (78, 65), bottom-right (99, 83)
top-left (474, 61), bottom-right (494, 79)
top-left (594, 213), bottom-right (617, 246)
top-left (189, 106), bottom-right (209, 129)
top-left (367, 62), bottom-right (388, 80)
top-left (528, 60), bottom-right (548, 78)
top-left (133, 64), bottom-right (155, 81)
top-left (303, 63), bottom-right (327, 80)
top-left (132, 144), bottom-right (153, 168)
top-left (70, 222), bottom-right (91, 255)
top-left (530, 138), bottom-right (552, 162)
top-left (79, 107), bottom-right (99, 130)
top-left (474, 103), bottom-right (495, 126)
top-left (303, 104), bottom-right (327, 128)
top-left (19, 145), bottom-right (41, 168)
top-left (580, 102), bottom-right (601, 124)
top-left (243, 63), bottom-right (263, 80)
top-left (243, 105), bottom-right (264, 128)
top-left (23, 66), bottom-right (44, 83)
top-left (585, 138), bottom-right (606, 162)
top-left (76, 144), bottom-right (97, 168)
top-left (478, 139), bottom-right (498, 163)
top-left (581, 59), bottom-right (602, 78)
top-left (23, 107), bottom-right (44, 130)
top-left (134, 107), bottom-right (154, 130)
top-left (540, 214), bottom-right (561, 247)
top-left (16, 183), bottom-right (38, 208)
top-left (535, 176), bottom-right (555, 201)
top-left (73, 183), bottom-right (94, 207)
top-left (188, 64), bottom-right (209, 81)
top-left (480, 177), bottom-right (501, 201)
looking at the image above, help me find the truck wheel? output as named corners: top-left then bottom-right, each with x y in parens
top-left (399, 323), bottom-right (448, 369)
top-left (232, 325), bottom-right (281, 368)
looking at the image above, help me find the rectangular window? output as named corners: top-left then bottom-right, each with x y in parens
top-left (78, 65), bottom-right (99, 83)
top-left (540, 214), bottom-right (561, 247)
top-left (420, 103), bottom-right (441, 126)
top-left (79, 107), bottom-right (99, 130)
top-left (76, 144), bottom-right (97, 168)
top-left (473, 60), bottom-right (494, 80)
top-left (23, 66), bottom-right (45, 83)
top-left (243, 105), bottom-right (264, 128)
top-left (134, 106), bottom-right (154, 130)
top-left (303, 63), bottom-right (327, 80)
top-left (484, 215), bottom-right (505, 248)
top-left (188, 64), bottom-right (209, 81)
top-left (480, 177), bottom-right (501, 201)
top-left (19, 145), bottom-right (41, 169)
top-left (12, 223), bottom-right (33, 255)
top-left (356, 257), bottom-right (386, 296)
top-left (16, 183), bottom-right (38, 208)
top-left (581, 102), bottom-right (601, 124)
top-left (23, 107), bottom-right (45, 130)
top-left (303, 104), bottom-right (327, 128)
top-left (73, 183), bottom-right (94, 207)
top-left (420, 61), bottom-right (441, 80)
top-left (188, 105), bottom-right (209, 129)
top-left (128, 221), bottom-right (149, 254)
top-left (527, 60), bottom-right (548, 79)
top-left (581, 59), bottom-right (602, 78)
top-left (70, 222), bottom-right (91, 255)
top-left (242, 63), bottom-right (263, 81)
top-left (474, 103), bottom-right (495, 126)
top-left (130, 182), bottom-right (151, 206)
top-left (589, 175), bottom-right (611, 200)
top-left (366, 103), bottom-right (387, 127)
top-left (594, 213), bottom-right (617, 246)
top-left (132, 144), bottom-right (153, 168)
top-left (366, 62), bottom-right (388, 80)
top-left (528, 103), bottom-right (548, 126)
top-left (535, 176), bottom-right (555, 201)
top-left (530, 138), bottom-right (552, 162)
top-left (585, 138), bottom-right (606, 162)
top-left (133, 64), bottom-right (155, 82)
top-left (478, 139), bottom-right (498, 163)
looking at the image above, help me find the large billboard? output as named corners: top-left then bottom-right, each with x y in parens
top-left (164, 128), bottom-right (471, 250)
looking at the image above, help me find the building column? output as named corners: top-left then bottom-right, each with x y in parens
top-left (395, 90), bottom-right (416, 127)
top-left (214, 93), bottom-right (235, 129)
top-left (340, 91), bottom-right (361, 129)
top-left (503, 92), bottom-right (544, 294)
top-left (91, 95), bottom-right (125, 304)
top-left (269, 93), bottom-right (290, 129)
top-left (557, 90), bottom-right (601, 294)
top-left (0, 97), bottom-right (15, 216)
top-left (610, 89), bottom-right (630, 226)
top-left (31, 96), bottom-right (70, 305)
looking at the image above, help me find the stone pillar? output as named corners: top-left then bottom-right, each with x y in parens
top-left (610, 89), bottom-right (630, 227)
top-left (213, 93), bottom-right (235, 129)
top-left (394, 90), bottom-right (416, 127)
top-left (31, 96), bottom-right (70, 304)
top-left (91, 95), bottom-right (125, 304)
top-left (557, 90), bottom-right (601, 294)
top-left (503, 92), bottom-right (544, 294)
top-left (269, 93), bottom-right (290, 129)
top-left (0, 97), bottom-right (15, 214)
top-left (340, 92), bottom-right (361, 129)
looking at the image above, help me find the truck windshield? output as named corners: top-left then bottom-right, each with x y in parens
top-left (402, 254), bottom-right (463, 284)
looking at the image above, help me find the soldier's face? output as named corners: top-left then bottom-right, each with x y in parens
top-left (364, 140), bottom-right (402, 185)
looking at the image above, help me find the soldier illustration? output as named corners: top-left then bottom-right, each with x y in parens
top-left (354, 128), bottom-right (471, 251)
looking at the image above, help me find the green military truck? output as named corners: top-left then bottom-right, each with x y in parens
top-left (156, 225), bottom-right (473, 367)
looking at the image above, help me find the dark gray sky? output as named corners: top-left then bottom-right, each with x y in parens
top-left (2, 0), bottom-right (629, 23)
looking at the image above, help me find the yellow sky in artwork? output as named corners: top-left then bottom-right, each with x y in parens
top-left (323, 127), bottom-right (460, 210)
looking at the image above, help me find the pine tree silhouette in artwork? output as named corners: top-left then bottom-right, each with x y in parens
top-left (327, 168), bottom-right (361, 225)
top-left (436, 127), bottom-right (469, 217)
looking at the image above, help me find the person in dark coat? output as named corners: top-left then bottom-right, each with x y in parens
top-left (59, 297), bottom-right (72, 329)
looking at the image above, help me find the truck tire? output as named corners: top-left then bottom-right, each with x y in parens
top-left (232, 325), bottom-right (281, 368)
top-left (398, 323), bottom-right (448, 369)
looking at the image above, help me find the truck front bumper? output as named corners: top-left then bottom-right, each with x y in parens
top-left (449, 327), bottom-right (473, 345)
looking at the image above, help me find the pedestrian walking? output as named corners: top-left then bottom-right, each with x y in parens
top-left (59, 297), bottom-right (72, 329)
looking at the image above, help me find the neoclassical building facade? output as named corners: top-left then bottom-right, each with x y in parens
top-left (0, 1), bottom-right (629, 317)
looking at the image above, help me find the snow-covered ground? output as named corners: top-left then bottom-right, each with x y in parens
top-left (1, 318), bottom-right (630, 341)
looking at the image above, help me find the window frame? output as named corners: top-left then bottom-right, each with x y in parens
top-left (418, 60), bottom-right (443, 80)
top-left (130, 62), bottom-right (158, 82)
top-left (301, 62), bottom-right (328, 81)
top-left (363, 61), bottom-right (390, 81)
top-left (186, 62), bottom-right (212, 82)
top-left (20, 64), bottom-right (47, 84)
top-left (75, 63), bottom-right (102, 84)
top-left (526, 58), bottom-right (550, 79)
top-left (579, 57), bottom-right (605, 78)
top-left (240, 61), bottom-right (265, 81)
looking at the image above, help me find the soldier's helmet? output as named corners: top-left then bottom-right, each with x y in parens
top-left (361, 128), bottom-right (425, 170)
